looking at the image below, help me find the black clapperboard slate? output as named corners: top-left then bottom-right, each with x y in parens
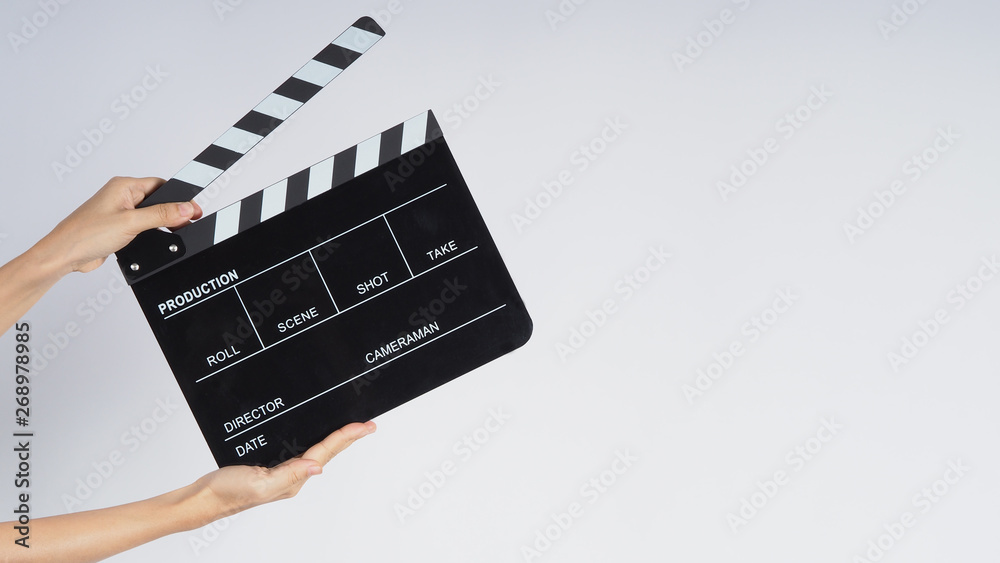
top-left (115, 18), bottom-right (532, 467)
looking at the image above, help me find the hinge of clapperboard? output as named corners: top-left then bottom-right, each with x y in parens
top-left (116, 16), bottom-right (442, 285)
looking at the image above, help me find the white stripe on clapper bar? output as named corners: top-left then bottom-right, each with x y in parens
top-left (175, 161), bottom-right (223, 188)
top-left (307, 156), bottom-right (335, 199)
top-left (261, 180), bottom-right (288, 221)
top-left (332, 26), bottom-right (382, 54)
top-left (400, 112), bottom-right (429, 155)
top-left (293, 59), bottom-right (342, 87)
top-left (214, 201), bottom-right (241, 244)
top-left (355, 134), bottom-right (381, 176)
top-left (253, 93), bottom-right (303, 120)
top-left (213, 127), bottom-right (263, 154)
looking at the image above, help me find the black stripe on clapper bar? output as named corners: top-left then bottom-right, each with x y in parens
top-left (175, 111), bottom-right (442, 257)
top-left (137, 17), bottom-right (385, 209)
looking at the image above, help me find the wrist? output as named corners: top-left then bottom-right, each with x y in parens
top-left (166, 481), bottom-right (230, 532)
top-left (29, 230), bottom-right (77, 280)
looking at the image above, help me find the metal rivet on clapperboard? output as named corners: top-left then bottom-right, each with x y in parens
top-left (130, 263), bottom-right (140, 271)
top-left (169, 244), bottom-right (179, 253)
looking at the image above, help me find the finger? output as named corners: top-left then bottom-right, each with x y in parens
top-left (301, 421), bottom-right (376, 467)
top-left (129, 201), bottom-right (197, 233)
top-left (123, 177), bottom-right (167, 206)
top-left (189, 200), bottom-right (204, 221)
top-left (124, 177), bottom-right (201, 224)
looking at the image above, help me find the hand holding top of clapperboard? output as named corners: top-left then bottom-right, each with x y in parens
top-left (44, 177), bottom-right (202, 271)
top-left (0, 177), bottom-right (376, 561)
top-left (0, 177), bottom-right (202, 330)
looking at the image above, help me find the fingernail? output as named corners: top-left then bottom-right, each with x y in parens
top-left (178, 202), bottom-right (194, 216)
top-left (307, 465), bottom-right (322, 476)
top-left (364, 421), bottom-right (377, 435)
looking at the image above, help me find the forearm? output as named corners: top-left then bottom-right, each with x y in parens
top-left (0, 239), bottom-right (69, 337)
top-left (0, 482), bottom-right (219, 563)
top-left (0, 424), bottom-right (371, 561)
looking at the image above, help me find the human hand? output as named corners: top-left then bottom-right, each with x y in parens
top-left (40, 176), bottom-right (203, 275)
top-left (0, 422), bottom-right (375, 562)
top-left (191, 421), bottom-right (376, 522)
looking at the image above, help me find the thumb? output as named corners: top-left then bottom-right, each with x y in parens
top-left (130, 201), bottom-right (197, 233)
top-left (269, 458), bottom-right (323, 500)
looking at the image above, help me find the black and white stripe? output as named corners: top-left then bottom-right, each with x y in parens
top-left (176, 110), bottom-right (442, 254)
top-left (140, 16), bottom-right (385, 208)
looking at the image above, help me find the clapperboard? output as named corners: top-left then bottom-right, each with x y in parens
top-left (115, 17), bottom-right (532, 467)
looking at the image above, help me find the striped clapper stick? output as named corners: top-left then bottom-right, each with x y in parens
top-left (182, 110), bottom-right (442, 252)
top-left (116, 19), bottom-right (532, 469)
top-left (117, 16), bottom-right (385, 281)
top-left (140, 16), bottom-right (384, 209)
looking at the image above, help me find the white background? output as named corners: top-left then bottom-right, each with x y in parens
top-left (2, 0), bottom-right (999, 561)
